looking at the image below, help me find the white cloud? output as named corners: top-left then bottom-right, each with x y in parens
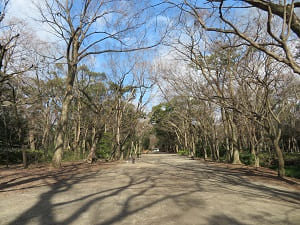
top-left (6, 0), bottom-right (58, 42)
top-left (7, 0), bottom-right (37, 20)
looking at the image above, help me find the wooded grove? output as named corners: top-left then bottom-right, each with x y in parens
top-left (0, 0), bottom-right (299, 179)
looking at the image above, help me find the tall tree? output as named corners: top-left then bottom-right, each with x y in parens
top-left (37, 0), bottom-right (161, 167)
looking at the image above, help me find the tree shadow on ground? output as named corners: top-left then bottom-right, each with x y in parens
top-left (7, 170), bottom-right (99, 225)
top-left (6, 164), bottom-right (202, 225)
top-left (157, 159), bottom-right (300, 206)
top-left (3, 154), bottom-right (300, 225)
top-left (207, 214), bottom-right (248, 225)
top-left (0, 162), bottom-right (109, 192)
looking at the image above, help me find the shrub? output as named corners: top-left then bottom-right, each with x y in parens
top-left (177, 149), bottom-right (189, 156)
top-left (240, 151), bottom-right (256, 166)
top-left (96, 132), bottom-right (113, 159)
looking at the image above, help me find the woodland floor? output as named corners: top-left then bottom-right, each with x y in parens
top-left (0, 153), bottom-right (300, 225)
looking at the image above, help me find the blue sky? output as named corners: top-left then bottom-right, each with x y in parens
top-left (6, 0), bottom-right (299, 111)
top-left (6, 0), bottom-right (172, 111)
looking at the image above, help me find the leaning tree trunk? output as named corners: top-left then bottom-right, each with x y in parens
top-left (266, 103), bottom-right (285, 178)
top-left (273, 128), bottom-right (285, 178)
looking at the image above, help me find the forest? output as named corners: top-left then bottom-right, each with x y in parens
top-left (0, 0), bottom-right (299, 179)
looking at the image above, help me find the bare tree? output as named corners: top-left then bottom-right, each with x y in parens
top-left (36, 0), bottom-right (162, 167)
top-left (165, 0), bottom-right (300, 74)
top-left (154, 13), bottom-right (299, 176)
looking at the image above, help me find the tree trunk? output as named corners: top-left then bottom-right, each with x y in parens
top-left (42, 105), bottom-right (50, 158)
top-left (138, 140), bottom-right (142, 158)
top-left (230, 118), bottom-right (241, 164)
top-left (52, 63), bottom-right (77, 168)
top-left (42, 123), bottom-right (49, 158)
top-left (221, 108), bottom-right (231, 162)
top-left (273, 129), bottom-right (285, 178)
top-left (52, 90), bottom-right (73, 168)
top-left (209, 141), bottom-right (213, 160)
top-left (115, 127), bottom-right (121, 160)
top-left (232, 148), bottom-right (241, 164)
top-left (120, 148), bottom-right (124, 160)
top-left (86, 127), bottom-right (98, 163)
top-left (225, 137), bottom-right (231, 162)
top-left (255, 157), bottom-right (260, 168)
top-left (115, 98), bottom-right (122, 160)
top-left (184, 125), bottom-right (188, 151)
top-left (204, 146), bottom-right (207, 160)
top-left (211, 142), bottom-right (216, 160)
top-left (22, 147), bottom-right (27, 169)
top-left (203, 136), bottom-right (208, 160)
top-left (87, 138), bottom-right (98, 163)
top-left (132, 142), bottom-right (138, 163)
top-left (191, 137), bottom-right (195, 159)
top-left (74, 101), bottom-right (81, 158)
top-left (29, 127), bottom-right (35, 151)
top-left (251, 141), bottom-right (260, 167)
top-left (64, 132), bottom-right (70, 152)
top-left (215, 141), bottom-right (220, 161)
top-left (53, 129), bottom-right (64, 168)
top-left (82, 128), bottom-right (88, 155)
top-left (125, 141), bottom-right (132, 160)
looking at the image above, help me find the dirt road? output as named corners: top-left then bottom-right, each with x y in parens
top-left (1, 154), bottom-right (299, 225)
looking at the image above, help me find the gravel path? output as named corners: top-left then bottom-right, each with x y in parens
top-left (0, 153), bottom-right (299, 225)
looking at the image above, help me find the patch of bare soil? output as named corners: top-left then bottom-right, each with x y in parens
top-left (0, 160), bottom-right (119, 194)
top-left (197, 158), bottom-right (300, 191)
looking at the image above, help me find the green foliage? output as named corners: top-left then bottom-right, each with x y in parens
top-left (240, 151), bottom-right (300, 178)
top-left (0, 148), bottom-right (23, 164)
top-left (142, 136), bottom-right (150, 150)
top-left (195, 145), bottom-right (202, 158)
top-left (257, 152), bottom-right (275, 167)
top-left (150, 103), bottom-right (173, 124)
top-left (108, 81), bottom-right (136, 97)
top-left (284, 165), bottom-right (300, 178)
top-left (218, 145), bottom-right (228, 160)
top-left (177, 149), bottom-right (189, 156)
top-left (97, 132), bottom-right (113, 159)
top-left (284, 153), bottom-right (300, 166)
top-left (150, 102), bottom-right (177, 151)
top-left (27, 149), bottom-right (46, 163)
top-left (62, 151), bottom-right (82, 162)
top-left (270, 164), bottom-right (300, 179)
top-left (78, 65), bottom-right (106, 81)
top-left (0, 148), bottom-right (50, 165)
top-left (195, 142), bottom-right (206, 158)
top-left (240, 152), bottom-right (256, 166)
top-left (0, 107), bottom-right (28, 148)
